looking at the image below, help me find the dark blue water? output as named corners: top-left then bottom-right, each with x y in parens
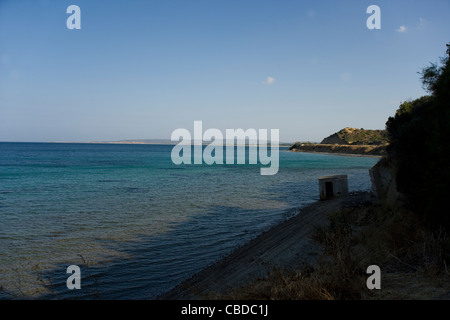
top-left (0, 142), bottom-right (379, 299)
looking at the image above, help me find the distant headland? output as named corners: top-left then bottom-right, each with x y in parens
top-left (290, 127), bottom-right (388, 156)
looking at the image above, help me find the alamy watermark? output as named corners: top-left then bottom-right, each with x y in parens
top-left (366, 265), bottom-right (381, 289)
top-left (66, 5), bottom-right (81, 30)
top-left (170, 121), bottom-right (279, 175)
top-left (366, 5), bottom-right (381, 30)
top-left (66, 265), bottom-right (81, 290)
top-left (66, 5), bottom-right (381, 31)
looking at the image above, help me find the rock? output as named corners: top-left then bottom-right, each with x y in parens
top-left (369, 157), bottom-right (401, 205)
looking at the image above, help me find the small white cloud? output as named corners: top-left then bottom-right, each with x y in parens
top-left (396, 25), bottom-right (407, 32)
top-left (263, 76), bottom-right (275, 85)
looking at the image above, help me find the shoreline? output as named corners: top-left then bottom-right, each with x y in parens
top-left (288, 149), bottom-right (383, 158)
top-left (289, 143), bottom-right (387, 158)
top-left (158, 192), bottom-right (375, 300)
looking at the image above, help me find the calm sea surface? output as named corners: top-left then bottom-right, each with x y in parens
top-left (0, 142), bottom-right (379, 299)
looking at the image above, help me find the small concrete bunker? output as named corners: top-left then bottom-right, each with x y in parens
top-left (318, 175), bottom-right (348, 200)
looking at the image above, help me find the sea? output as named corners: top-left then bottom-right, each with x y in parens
top-left (0, 142), bottom-right (379, 299)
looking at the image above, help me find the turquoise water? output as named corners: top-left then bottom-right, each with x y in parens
top-left (0, 142), bottom-right (379, 299)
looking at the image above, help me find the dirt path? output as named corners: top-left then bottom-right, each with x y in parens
top-left (158, 192), bottom-right (375, 299)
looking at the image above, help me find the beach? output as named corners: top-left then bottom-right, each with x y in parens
top-left (290, 144), bottom-right (386, 157)
top-left (290, 149), bottom-right (383, 158)
top-left (159, 192), bottom-right (375, 299)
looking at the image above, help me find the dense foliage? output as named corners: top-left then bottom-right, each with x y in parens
top-left (386, 43), bottom-right (450, 230)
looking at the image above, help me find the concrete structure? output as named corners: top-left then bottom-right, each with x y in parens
top-left (318, 175), bottom-right (348, 200)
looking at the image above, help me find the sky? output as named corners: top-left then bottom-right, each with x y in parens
top-left (0, 0), bottom-right (449, 143)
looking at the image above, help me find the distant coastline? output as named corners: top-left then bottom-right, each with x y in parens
top-left (48, 140), bottom-right (294, 146)
top-left (49, 139), bottom-right (177, 145)
top-left (289, 143), bottom-right (387, 157)
top-left (288, 127), bottom-right (388, 157)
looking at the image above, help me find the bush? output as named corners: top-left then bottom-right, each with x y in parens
top-left (386, 43), bottom-right (450, 230)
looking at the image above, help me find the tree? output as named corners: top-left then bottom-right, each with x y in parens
top-left (386, 43), bottom-right (450, 230)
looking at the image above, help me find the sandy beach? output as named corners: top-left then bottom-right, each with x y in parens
top-left (159, 192), bottom-right (375, 300)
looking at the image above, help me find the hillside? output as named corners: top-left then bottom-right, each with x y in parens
top-left (320, 127), bottom-right (389, 145)
top-left (290, 127), bottom-right (388, 156)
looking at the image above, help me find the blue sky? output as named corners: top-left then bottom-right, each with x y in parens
top-left (1, 0), bottom-right (449, 142)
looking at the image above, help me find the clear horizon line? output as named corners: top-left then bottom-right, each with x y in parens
top-left (0, 139), bottom-right (296, 145)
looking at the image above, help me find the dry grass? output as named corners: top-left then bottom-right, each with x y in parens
top-left (214, 201), bottom-right (450, 300)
